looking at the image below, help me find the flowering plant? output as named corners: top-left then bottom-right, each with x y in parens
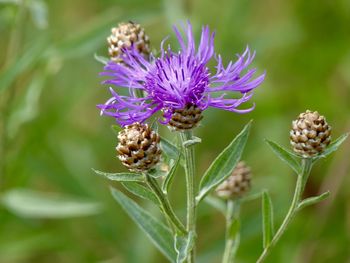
top-left (98, 22), bottom-right (264, 127)
top-left (94, 21), bottom-right (348, 263)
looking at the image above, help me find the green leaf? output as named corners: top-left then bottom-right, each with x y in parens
top-left (228, 218), bottom-right (240, 239)
top-left (265, 139), bottom-right (301, 174)
top-left (0, 0), bottom-right (21, 3)
top-left (0, 189), bottom-right (102, 218)
top-left (240, 191), bottom-right (263, 203)
top-left (316, 133), bottom-right (349, 159)
top-left (197, 121), bottom-right (252, 203)
top-left (28, 0), bottom-right (48, 29)
top-left (0, 38), bottom-right (47, 93)
top-left (297, 191), bottom-right (330, 211)
top-left (110, 187), bottom-right (176, 262)
top-left (174, 232), bottom-right (195, 263)
top-left (94, 53), bottom-right (109, 65)
top-left (182, 136), bottom-right (201, 148)
top-left (162, 156), bottom-right (181, 194)
top-left (160, 137), bottom-right (181, 161)
top-left (150, 119), bottom-right (159, 132)
top-left (7, 72), bottom-right (45, 139)
top-left (262, 191), bottom-right (274, 249)
top-left (92, 169), bottom-right (144, 182)
top-left (147, 168), bottom-right (168, 178)
top-left (121, 182), bottom-right (159, 205)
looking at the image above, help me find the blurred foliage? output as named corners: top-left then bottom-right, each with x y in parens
top-left (0, 0), bottom-right (350, 262)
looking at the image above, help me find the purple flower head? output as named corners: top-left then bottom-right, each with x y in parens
top-left (98, 22), bottom-right (265, 126)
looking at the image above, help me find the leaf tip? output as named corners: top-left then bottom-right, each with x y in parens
top-left (246, 119), bottom-right (253, 128)
top-left (264, 138), bottom-right (272, 144)
top-left (91, 168), bottom-right (100, 175)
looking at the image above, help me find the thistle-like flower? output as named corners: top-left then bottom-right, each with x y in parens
top-left (107, 22), bottom-right (150, 63)
top-left (290, 110), bottom-right (331, 157)
top-left (116, 122), bottom-right (161, 172)
top-left (98, 22), bottom-right (265, 128)
top-left (216, 161), bottom-right (252, 199)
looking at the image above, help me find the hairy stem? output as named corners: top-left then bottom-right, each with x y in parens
top-left (256, 158), bottom-right (313, 263)
top-left (145, 173), bottom-right (187, 235)
top-left (180, 131), bottom-right (196, 263)
top-left (222, 200), bottom-right (240, 263)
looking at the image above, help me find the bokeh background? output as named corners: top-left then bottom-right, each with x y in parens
top-left (1, 0), bottom-right (350, 262)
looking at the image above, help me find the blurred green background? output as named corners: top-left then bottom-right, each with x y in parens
top-left (1, 0), bottom-right (350, 262)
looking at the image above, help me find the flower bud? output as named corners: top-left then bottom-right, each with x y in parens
top-left (116, 122), bottom-right (161, 172)
top-left (290, 110), bottom-right (331, 157)
top-left (168, 104), bottom-right (203, 131)
top-left (216, 161), bottom-right (252, 199)
top-left (107, 22), bottom-right (150, 63)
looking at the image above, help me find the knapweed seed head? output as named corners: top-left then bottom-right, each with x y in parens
top-left (216, 161), bottom-right (252, 199)
top-left (116, 122), bottom-right (161, 172)
top-left (168, 104), bottom-right (203, 131)
top-left (99, 22), bottom-right (265, 128)
top-left (107, 22), bottom-right (150, 63)
top-left (290, 110), bottom-right (331, 157)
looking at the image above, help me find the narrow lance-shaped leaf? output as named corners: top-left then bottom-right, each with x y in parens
top-left (92, 169), bottom-right (144, 182)
top-left (0, 189), bottom-right (102, 219)
top-left (160, 137), bottom-right (181, 161)
top-left (121, 182), bottom-right (160, 206)
top-left (265, 139), bottom-right (301, 174)
top-left (316, 133), bottom-right (349, 160)
top-left (7, 72), bottom-right (46, 138)
top-left (297, 191), bottom-right (330, 211)
top-left (262, 191), bottom-right (274, 249)
top-left (110, 187), bottom-right (176, 262)
top-left (162, 156), bottom-right (181, 194)
top-left (147, 168), bottom-right (168, 178)
top-left (94, 53), bottom-right (109, 65)
top-left (197, 121), bottom-right (252, 203)
top-left (240, 191), bottom-right (263, 203)
top-left (0, 37), bottom-right (47, 93)
top-left (150, 119), bottom-right (159, 132)
top-left (174, 232), bottom-right (195, 263)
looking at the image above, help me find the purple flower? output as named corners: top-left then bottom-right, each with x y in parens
top-left (98, 22), bottom-right (265, 126)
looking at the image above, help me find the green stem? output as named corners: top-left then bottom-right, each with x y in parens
top-left (222, 200), bottom-right (240, 263)
top-left (0, 1), bottom-right (26, 189)
top-left (145, 173), bottom-right (187, 235)
top-left (256, 158), bottom-right (313, 263)
top-left (180, 131), bottom-right (196, 263)
top-left (4, 0), bottom-right (26, 67)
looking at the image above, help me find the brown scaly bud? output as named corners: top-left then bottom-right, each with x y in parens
top-left (107, 21), bottom-right (150, 63)
top-left (168, 104), bottom-right (203, 131)
top-left (290, 110), bottom-right (331, 157)
top-left (116, 122), bottom-right (161, 172)
top-left (216, 161), bottom-right (252, 199)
